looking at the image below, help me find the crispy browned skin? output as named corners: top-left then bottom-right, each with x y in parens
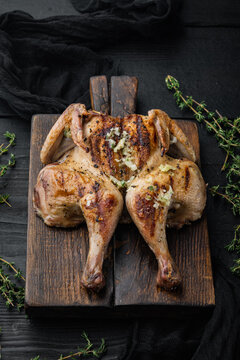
top-left (36, 146), bottom-right (123, 291)
top-left (35, 104), bottom-right (206, 291)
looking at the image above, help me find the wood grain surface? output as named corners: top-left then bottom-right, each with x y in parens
top-left (90, 76), bottom-right (109, 114)
top-left (110, 76), bottom-right (138, 117)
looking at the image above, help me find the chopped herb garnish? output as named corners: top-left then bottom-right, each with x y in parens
top-left (63, 128), bottom-right (71, 138)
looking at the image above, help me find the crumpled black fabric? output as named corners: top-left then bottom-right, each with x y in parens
top-left (70, 0), bottom-right (171, 20)
top-left (0, 2), bottom-right (178, 119)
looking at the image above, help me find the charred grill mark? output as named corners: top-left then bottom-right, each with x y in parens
top-left (169, 176), bottom-right (174, 188)
top-left (78, 186), bottom-right (86, 198)
top-left (135, 195), bottom-right (156, 237)
top-left (154, 182), bottom-right (160, 192)
top-left (136, 115), bottom-right (150, 167)
top-left (92, 181), bottom-right (102, 229)
top-left (150, 206), bottom-right (156, 237)
top-left (60, 171), bottom-right (64, 185)
top-left (41, 176), bottom-right (49, 191)
top-left (89, 115), bottom-right (105, 164)
top-left (93, 181), bottom-right (100, 193)
top-left (153, 131), bottom-right (157, 145)
top-left (92, 180), bottom-right (117, 232)
top-left (185, 166), bottom-right (190, 190)
top-left (137, 116), bottom-right (149, 146)
top-left (90, 132), bottom-right (102, 164)
top-left (33, 187), bottom-right (40, 208)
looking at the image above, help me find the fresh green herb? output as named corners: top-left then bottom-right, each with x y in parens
top-left (0, 153), bottom-right (15, 177)
top-left (0, 132), bottom-right (16, 206)
top-left (165, 75), bottom-right (240, 274)
top-left (121, 180), bottom-right (126, 188)
top-left (31, 332), bottom-right (106, 360)
top-left (147, 185), bottom-right (157, 192)
top-left (64, 128), bottom-right (71, 138)
top-left (0, 132), bottom-right (15, 155)
top-left (145, 194), bottom-right (152, 201)
top-left (0, 194), bottom-right (11, 207)
top-left (0, 257), bottom-right (25, 311)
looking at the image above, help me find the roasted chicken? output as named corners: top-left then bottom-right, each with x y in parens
top-left (34, 104), bottom-right (206, 291)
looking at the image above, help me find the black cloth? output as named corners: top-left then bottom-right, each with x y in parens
top-left (0, 2), bottom-right (178, 119)
top-left (0, 5), bottom-right (240, 360)
top-left (70, 0), bottom-right (171, 19)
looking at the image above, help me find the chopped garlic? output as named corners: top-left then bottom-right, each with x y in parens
top-left (125, 176), bottom-right (136, 191)
top-left (157, 185), bottom-right (173, 206)
top-left (126, 176), bottom-right (135, 186)
top-left (153, 202), bottom-right (159, 209)
top-left (145, 194), bottom-right (152, 201)
top-left (170, 135), bottom-right (177, 144)
top-left (113, 127), bottom-right (120, 136)
top-left (85, 194), bottom-right (94, 207)
top-left (109, 175), bottom-right (126, 188)
top-left (122, 158), bottom-right (137, 171)
top-left (86, 199), bottom-right (92, 207)
top-left (107, 138), bottom-right (116, 149)
top-left (106, 128), bottom-right (138, 172)
top-left (106, 126), bottom-right (120, 139)
top-left (159, 164), bottom-right (176, 172)
top-left (114, 137), bottom-right (126, 152)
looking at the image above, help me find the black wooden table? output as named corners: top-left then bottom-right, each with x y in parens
top-left (0, 1), bottom-right (240, 359)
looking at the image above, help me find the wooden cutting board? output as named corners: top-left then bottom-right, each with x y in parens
top-left (25, 76), bottom-right (215, 317)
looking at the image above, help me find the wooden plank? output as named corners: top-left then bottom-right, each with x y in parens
top-left (26, 77), bottom-right (215, 316)
top-left (90, 76), bottom-right (109, 114)
top-left (25, 115), bottom-right (114, 315)
top-left (110, 76), bottom-right (138, 117)
top-left (114, 121), bottom-right (215, 309)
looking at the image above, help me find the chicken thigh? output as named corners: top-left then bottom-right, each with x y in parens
top-left (34, 104), bottom-right (206, 291)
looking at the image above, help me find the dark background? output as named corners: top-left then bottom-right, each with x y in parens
top-left (0, 0), bottom-right (240, 359)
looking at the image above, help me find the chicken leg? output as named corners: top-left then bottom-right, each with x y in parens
top-left (126, 173), bottom-right (182, 289)
top-left (35, 142), bottom-right (123, 291)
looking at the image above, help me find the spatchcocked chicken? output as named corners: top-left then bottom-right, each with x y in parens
top-left (34, 104), bottom-right (206, 291)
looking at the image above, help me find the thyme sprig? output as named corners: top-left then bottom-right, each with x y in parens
top-left (0, 194), bottom-right (11, 207)
top-left (58, 332), bottom-right (105, 359)
top-left (0, 132), bottom-right (15, 156)
top-left (30, 332), bottom-right (106, 360)
top-left (0, 131), bottom-right (16, 206)
top-left (0, 257), bottom-right (25, 311)
top-left (165, 75), bottom-right (240, 275)
top-left (0, 153), bottom-right (16, 177)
